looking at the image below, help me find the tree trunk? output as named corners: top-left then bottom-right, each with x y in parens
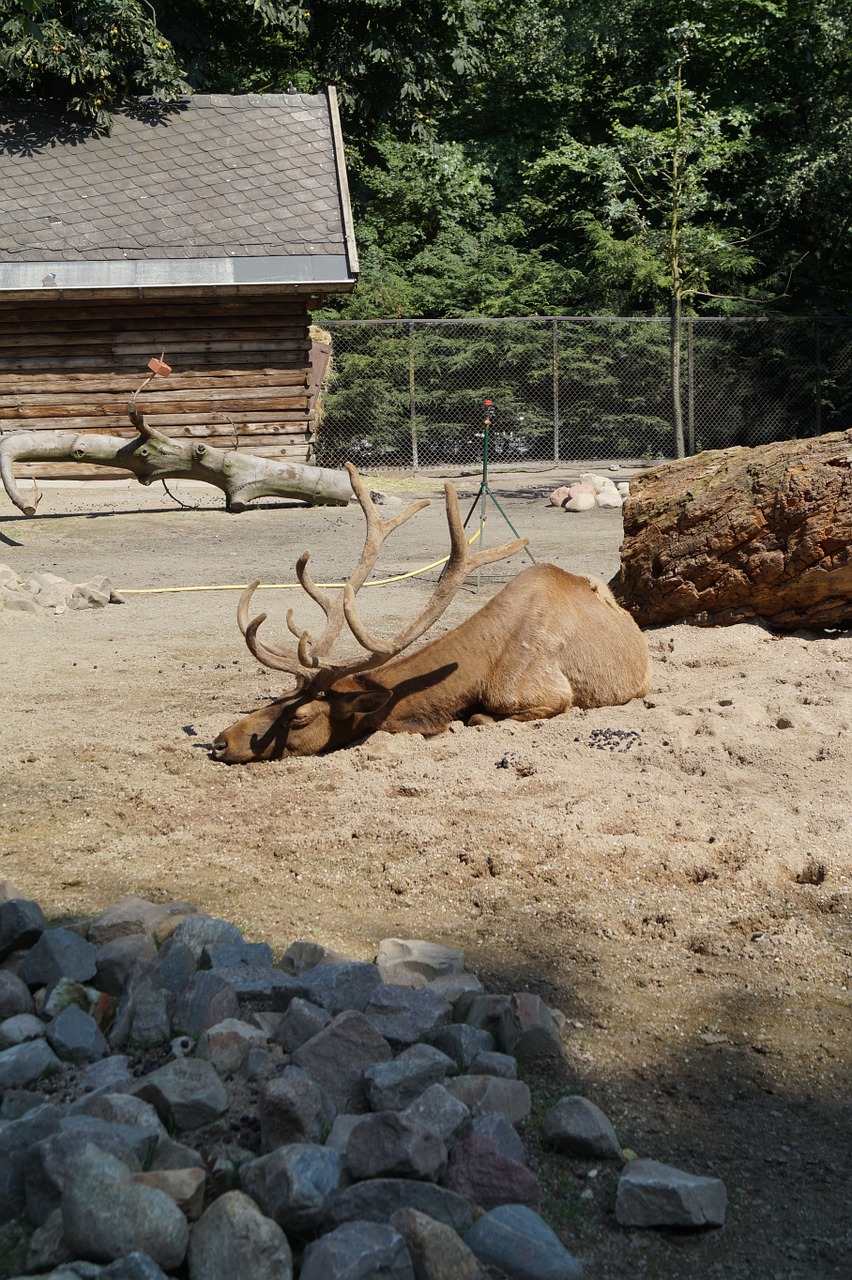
top-left (670, 293), bottom-right (685, 459)
top-left (614, 429), bottom-right (852, 630)
top-left (1, 417), bottom-right (352, 516)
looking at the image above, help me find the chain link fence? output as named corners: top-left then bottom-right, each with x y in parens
top-left (313, 316), bottom-right (852, 472)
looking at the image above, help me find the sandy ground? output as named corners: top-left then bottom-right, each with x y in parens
top-left (1, 468), bottom-right (850, 1279)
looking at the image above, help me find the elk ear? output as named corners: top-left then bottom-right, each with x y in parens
top-left (330, 688), bottom-right (393, 717)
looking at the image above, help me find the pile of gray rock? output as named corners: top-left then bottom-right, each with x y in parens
top-left (0, 567), bottom-right (124, 614)
top-left (0, 890), bottom-right (727, 1280)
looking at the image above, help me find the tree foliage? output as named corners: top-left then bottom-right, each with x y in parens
top-left (1, 0), bottom-right (850, 315)
top-left (0, 0), bottom-right (188, 125)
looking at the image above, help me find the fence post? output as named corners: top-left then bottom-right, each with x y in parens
top-left (687, 317), bottom-right (695, 455)
top-left (815, 318), bottom-right (822, 436)
top-left (408, 321), bottom-right (419, 468)
top-left (551, 319), bottom-right (560, 462)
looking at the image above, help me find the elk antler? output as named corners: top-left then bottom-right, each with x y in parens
top-left (237, 462), bottom-right (528, 688)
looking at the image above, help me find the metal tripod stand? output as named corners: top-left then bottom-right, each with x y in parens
top-left (451, 400), bottom-right (536, 590)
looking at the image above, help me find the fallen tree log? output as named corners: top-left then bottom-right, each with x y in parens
top-left (615, 428), bottom-right (852, 631)
top-left (0, 412), bottom-right (352, 515)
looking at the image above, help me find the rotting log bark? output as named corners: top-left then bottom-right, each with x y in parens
top-left (0, 413), bottom-right (352, 515)
top-left (614, 428), bottom-right (852, 630)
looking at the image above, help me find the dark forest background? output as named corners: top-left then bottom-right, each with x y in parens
top-left (3, 2), bottom-right (850, 459)
top-left (2, 0), bottom-right (850, 321)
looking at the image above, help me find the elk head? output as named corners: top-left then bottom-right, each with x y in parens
top-left (211, 463), bottom-right (526, 763)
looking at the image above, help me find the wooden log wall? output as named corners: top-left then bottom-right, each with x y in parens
top-left (0, 294), bottom-right (322, 480)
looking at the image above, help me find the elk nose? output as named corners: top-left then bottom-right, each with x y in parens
top-left (210, 736), bottom-right (228, 761)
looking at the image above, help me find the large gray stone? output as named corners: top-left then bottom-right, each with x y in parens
top-left (61, 1142), bottom-right (190, 1269)
top-left (279, 939), bottom-right (351, 975)
top-left (390, 1206), bottom-right (480, 1280)
top-left (364, 985), bottom-right (453, 1047)
top-left (472, 1113), bottom-right (526, 1165)
top-left (109, 961), bottom-right (175, 1049)
top-left (195, 1017), bottom-right (267, 1075)
top-left (45, 1004), bottom-right (109, 1064)
top-left (0, 898), bottom-right (45, 961)
top-left (542, 1096), bottom-right (622, 1160)
top-left (401, 1084), bottom-right (472, 1149)
top-left (87, 896), bottom-right (197, 948)
top-left (470, 1049), bottom-right (518, 1079)
top-left (199, 963), bottom-right (296, 1000)
top-left (95, 934), bottom-right (158, 995)
top-left (444, 1074), bottom-right (531, 1125)
top-left (459, 992), bottom-right (512, 1031)
top-left (291, 1010), bottom-right (393, 1112)
top-left (240, 1143), bottom-right (343, 1234)
top-left (259, 1068), bottom-right (336, 1150)
top-left (363, 1045), bottom-right (452, 1111)
top-left (0, 1038), bottom-right (62, 1091)
top-left (155, 938), bottom-right (198, 995)
top-left (425, 1023), bottom-right (494, 1069)
top-left (615, 1158), bottom-right (727, 1228)
top-left (426, 973), bottom-right (483, 1008)
top-left (376, 938), bottom-right (464, 986)
top-left (465, 1203), bottom-right (583, 1280)
top-left (132, 1057), bottom-right (228, 1132)
top-left (172, 971), bottom-right (240, 1038)
top-left (0, 1013), bottom-right (46, 1049)
top-left (25, 1206), bottom-right (72, 1274)
top-left (440, 1133), bottom-right (541, 1209)
top-left (325, 1113), bottom-right (365, 1155)
top-left (498, 993), bottom-right (564, 1063)
top-left (347, 1111), bottom-right (448, 1182)
top-left (187, 1189), bottom-right (293, 1280)
top-left (0, 1103), bottom-right (62, 1225)
top-left (327, 1178), bottom-right (475, 1232)
top-left (167, 915), bottom-right (243, 961)
top-left (133, 1167), bottom-right (206, 1222)
top-left (70, 1091), bottom-right (169, 1144)
top-left (272, 997), bottom-right (332, 1053)
top-left (80, 1054), bottom-right (133, 1093)
top-left (202, 940), bottom-right (274, 969)
top-left (24, 1117), bottom-right (144, 1225)
top-left (299, 1221), bottom-right (415, 1280)
top-left (100, 1253), bottom-right (172, 1280)
top-left (0, 968), bottom-right (36, 1017)
top-left (301, 961), bottom-right (384, 1015)
top-left (17, 927), bottom-right (97, 989)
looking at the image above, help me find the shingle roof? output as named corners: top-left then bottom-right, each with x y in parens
top-left (0, 91), bottom-right (358, 294)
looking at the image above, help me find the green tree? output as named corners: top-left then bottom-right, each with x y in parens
top-left (524, 21), bottom-right (757, 454)
top-left (0, 0), bottom-right (188, 125)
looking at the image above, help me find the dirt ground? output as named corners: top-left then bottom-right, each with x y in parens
top-left (1, 466), bottom-right (850, 1280)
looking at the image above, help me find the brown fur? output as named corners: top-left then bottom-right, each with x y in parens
top-left (211, 564), bottom-right (651, 763)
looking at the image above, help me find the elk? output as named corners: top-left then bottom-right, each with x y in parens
top-left (211, 464), bottom-right (651, 763)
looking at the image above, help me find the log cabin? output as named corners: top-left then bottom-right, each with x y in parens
top-left (0, 91), bottom-right (358, 481)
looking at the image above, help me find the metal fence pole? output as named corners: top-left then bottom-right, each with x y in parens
top-left (687, 317), bottom-right (695, 455)
top-left (815, 318), bottom-right (822, 436)
top-left (408, 321), bottom-right (419, 468)
top-left (552, 319), bottom-right (560, 462)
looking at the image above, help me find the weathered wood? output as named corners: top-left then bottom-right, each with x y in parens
top-left (0, 390), bottom-right (309, 411)
top-left (0, 300), bottom-right (310, 325)
top-left (0, 354), bottom-right (309, 371)
top-left (0, 327), bottom-right (308, 349)
top-left (0, 425), bottom-right (351, 514)
top-left (2, 371), bottom-right (308, 391)
top-left (0, 293), bottom-right (325, 476)
top-left (615, 429), bottom-right (852, 630)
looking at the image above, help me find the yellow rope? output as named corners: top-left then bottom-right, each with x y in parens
top-left (119, 525), bottom-right (485, 595)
